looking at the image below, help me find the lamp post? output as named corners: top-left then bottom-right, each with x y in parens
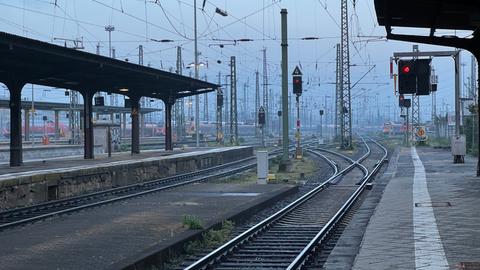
top-left (193, 0), bottom-right (200, 147)
top-left (105, 25), bottom-right (115, 58)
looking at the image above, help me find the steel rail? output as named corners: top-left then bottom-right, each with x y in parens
top-left (287, 137), bottom-right (387, 269)
top-left (0, 143), bottom-right (307, 230)
top-left (184, 139), bottom-right (371, 270)
top-left (314, 142), bottom-right (370, 182)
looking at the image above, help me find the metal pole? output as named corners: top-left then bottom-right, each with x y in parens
top-left (230, 56), bottom-right (238, 145)
top-left (261, 125), bottom-right (265, 148)
top-left (194, 0), bottom-right (200, 147)
top-left (320, 112), bottom-right (323, 138)
top-left (108, 31), bottom-right (111, 58)
top-left (31, 84), bottom-right (35, 146)
top-left (406, 107), bottom-right (410, 146)
top-left (296, 96), bottom-right (301, 158)
top-left (340, 0), bottom-right (352, 149)
top-left (281, 9), bottom-right (289, 160)
top-left (255, 71), bottom-right (260, 136)
top-left (216, 72), bottom-right (223, 144)
top-left (336, 44), bottom-right (342, 140)
top-left (454, 50), bottom-right (461, 136)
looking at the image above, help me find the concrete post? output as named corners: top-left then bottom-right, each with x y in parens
top-left (82, 91), bottom-right (94, 159)
top-left (257, 150), bottom-right (268, 184)
top-left (131, 97), bottom-right (140, 155)
top-left (7, 81), bottom-right (25, 166)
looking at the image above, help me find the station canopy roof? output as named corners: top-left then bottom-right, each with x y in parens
top-left (375, 0), bottom-right (480, 33)
top-left (0, 32), bottom-right (218, 100)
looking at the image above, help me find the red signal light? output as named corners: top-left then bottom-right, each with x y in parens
top-left (402, 65), bottom-right (411, 74)
top-left (294, 78), bottom-right (300, 84)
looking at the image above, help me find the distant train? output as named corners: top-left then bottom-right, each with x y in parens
top-left (2, 120), bottom-right (258, 139)
top-left (2, 120), bottom-right (68, 139)
top-left (383, 122), bottom-right (406, 135)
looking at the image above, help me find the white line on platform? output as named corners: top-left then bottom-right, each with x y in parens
top-left (411, 147), bottom-right (449, 270)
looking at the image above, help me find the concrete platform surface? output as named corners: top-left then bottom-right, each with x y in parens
top-left (0, 147), bottom-right (219, 178)
top-left (0, 146), bottom-right (254, 210)
top-left (0, 182), bottom-right (295, 270)
top-left (352, 147), bottom-right (480, 270)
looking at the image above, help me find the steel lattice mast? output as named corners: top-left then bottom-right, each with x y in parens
top-left (175, 46), bottom-right (184, 140)
top-left (204, 75), bottom-right (208, 122)
top-left (340, 0), bottom-right (352, 149)
top-left (230, 56), bottom-right (238, 145)
top-left (263, 48), bottom-right (269, 134)
top-left (216, 71), bottom-right (223, 143)
top-left (335, 43), bottom-right (341, 138)
top-left (411, 45), bottom-right (420, 142)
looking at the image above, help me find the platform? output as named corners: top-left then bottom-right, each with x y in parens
top-left (352, 147), bottom-right (480, 270)
top-left (0, 146), bottom-right (253, 210)
top-left (0, 183), bottom-right (295, 270)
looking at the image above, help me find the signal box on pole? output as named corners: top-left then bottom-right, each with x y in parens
top-left (416, 59), bottom-right (432, 95)
top-left (258, 106), bottom-right (266, 126)
top-left (398, 60), bottom-right (416, 94)
top-left (398, 59), bottom-right (432, 95)
top-left (399, 94), bottom-right (405, 107)
top-left (292, 66), bottom-right (303, 95)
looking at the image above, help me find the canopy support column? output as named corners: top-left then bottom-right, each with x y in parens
top-left (131, 96), bottom-right (141, 155)
top-left (24, 109), bottom-right (30, 142)
top-left (6, 81), bottom-right (25, 166)
top-left (164, 97), bottom-right (175, 151)
top-left (81, 91), bottom-right (94, 159)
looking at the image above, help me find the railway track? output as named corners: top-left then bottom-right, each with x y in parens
top-left (182, 137), bottom-right (387, 270)
top-left (0, 144), bottom-right (304, 231)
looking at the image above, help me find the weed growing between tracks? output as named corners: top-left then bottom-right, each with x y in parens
top-left (182, 216), bottom-right (204, 230)
top-left (184, 220), bottom-right (235, 254)
top-left (162, 220), bottom-right (235, 269)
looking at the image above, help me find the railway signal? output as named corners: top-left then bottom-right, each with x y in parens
top-left (292, 66), bottom-right (303, 95)
top-left (258, 106), bottom-right (266, 126)
top-left (416, 59), bottom-right (432, 95)
top-left (398, 59), bottom-right (432, 95)
top-left (398, 60), bottom-right (416, 94)
top-left (292, 66), bottom-right (303, 159)
top-left (398, 94), bottom-right (410, 108)
top-left (258, 106), bottom-right (266, 147)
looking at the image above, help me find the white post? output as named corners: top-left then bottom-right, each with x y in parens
top-left (257, 150), bottom-right (268, 184)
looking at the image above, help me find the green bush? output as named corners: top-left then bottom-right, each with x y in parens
top-left (182, 215), bottom-right (204, 230)
top-left (183, 220), bottom-right (235, 254)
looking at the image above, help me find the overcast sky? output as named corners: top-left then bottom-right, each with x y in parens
top-left (0, 0), bottom-right (476, 122)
